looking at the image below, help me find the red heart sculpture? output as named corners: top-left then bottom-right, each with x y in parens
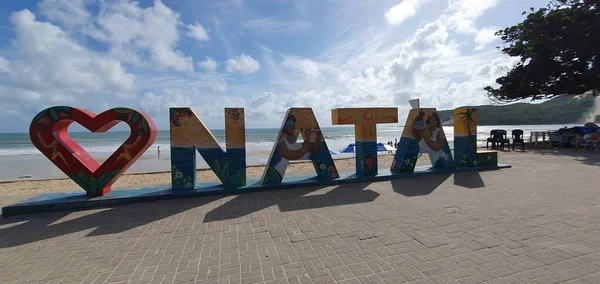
top-left (29, 106), bottom-right (157, 198)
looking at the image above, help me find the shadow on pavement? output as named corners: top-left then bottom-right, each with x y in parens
top-left (0, 196), bottom-right (221, 249)
top-left (0, 182), bottom-right (381, 247)
top-left (390, 173), bottom-right (451, 197)
top-left (524, 148), bottom-right (600, 166)
top-left (453, 172), bottom-right (485, 189)
top-left (203, 182), bottom-right (378, 223)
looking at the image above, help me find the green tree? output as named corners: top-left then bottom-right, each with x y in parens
top-left (485, 0), bottom-right (599, 101)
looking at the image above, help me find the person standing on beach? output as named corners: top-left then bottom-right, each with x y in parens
top-left (157, 146), bottom-right (161, 159)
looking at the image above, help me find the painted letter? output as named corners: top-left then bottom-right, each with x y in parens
top-left (453, 108), bottom-right (478, 167)
top-left (29, 106), bottom-right (157, 198)
top-left (262, 108), bottom-right (339, 185)
top-left (391, 108), bottom-right (454, 173)
top-left (170, 108), bottom-right (246, 190)
top-left (331, 108), bottom-right (398, 176)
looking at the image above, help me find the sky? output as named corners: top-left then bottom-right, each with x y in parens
top-left (0, 0), bottom-right (550, 132)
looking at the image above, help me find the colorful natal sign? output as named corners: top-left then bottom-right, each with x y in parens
top-left (453, 108), bottom-right (479, 167)
top-left (331, 108), bottom-right (398, 176)
top-left (29, 106), bottom-right (157, 197)
top-left (261, 108), bottom-right (339, 184)
top-left (170, 108), bottom-right (246, 190)
top-left (391, 108), bottom-right (454, 173)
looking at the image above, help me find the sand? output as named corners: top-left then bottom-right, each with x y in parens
top-left (0, 154), bottom-right (433, 196)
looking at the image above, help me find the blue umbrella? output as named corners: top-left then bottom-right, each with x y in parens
top-left (377, 143), bottom-right (388, 152)
top-left (339, 143), bottom-right (355, 153)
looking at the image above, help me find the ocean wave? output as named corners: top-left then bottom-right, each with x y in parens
top-left (0, 141), bottom-right (281, 156)
top-left (0, 148), bottom-right (42, 156)
top-left (0, 124), bottom-right (572, 156)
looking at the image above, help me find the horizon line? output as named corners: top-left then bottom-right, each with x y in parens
top-left (0, 125), bottom-right (366, 135)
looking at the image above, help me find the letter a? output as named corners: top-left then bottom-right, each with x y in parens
top-left (170, 108), bottom-right (246, 190)
top-left (261, 108), bottom-right (339, 184)
top-left (391, 108), bottom-right (454, 173)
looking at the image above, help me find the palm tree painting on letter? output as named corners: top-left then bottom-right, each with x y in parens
top-left (455, 109), bottom-right (477, 150)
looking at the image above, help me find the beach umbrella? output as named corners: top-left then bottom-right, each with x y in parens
top-left (339, 143), bottom-right (355, 153)
top-left (339, 143), bottom-right (355, 157)
top-left (377, 143), bottom-right (389, 152)
top-left (383, 144), bottom-right (396, 152)
top-left (584, 122), bottom-right (598, 128)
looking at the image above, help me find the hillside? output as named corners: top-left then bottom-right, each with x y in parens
top-left (438, 95), bottom-right (599, 125)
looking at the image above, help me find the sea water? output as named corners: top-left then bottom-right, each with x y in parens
top-left (0, 124), bottom-right (577, 180)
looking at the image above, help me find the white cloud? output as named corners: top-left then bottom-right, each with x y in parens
top-left (210, 79), bottom-right (229, 92)
top-left (38, 0), bottom-right (90, 29)
top-left (443, 0), bottom-right (500, 34)
top-left (116, 92), bottom-right (136, 100)
top-left (0, 57), bottom-right (9, 72)
top-left (139, 88), bottom-right (245, 128)
top-left (92, 0), bottom-right (193, 72)
top-left (385, 0), bottom-right (421, 26)
top-left (197, 57), bottom-right (218, 72)
top-left (281, 56), bottom-right (321, 79)
top-left (245, 90), bottom-right (343, 128)
top-left (218, 0), bottom-right (244, 12)
top-left (244, 18), bottom-right (312, 34)
top-left (139, 90), bottom-right (193, 115)
top-left (474, 26), bottom-right (499, 50)
top-left (252, 11), bottom-right (516, 126)
top-left (186, 23), bottom-right (209, 43)
top-left (136, 72), bottom-right (229, 93)
top-left (428, 56), bottom-right (517, 108)
top-left (0, 85), bottom-right (43, 102)
top-left (0, 0), bottom-right (524, 131)
top-left (0, 10), bottom-right (134, 110)
top-left (225, 53), bottom-right (260, 74)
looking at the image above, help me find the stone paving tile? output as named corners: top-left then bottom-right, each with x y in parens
top-left (0, 151), bottom-right (599, 283)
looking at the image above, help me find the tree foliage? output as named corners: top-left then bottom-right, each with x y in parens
top-left (485, 0), bottom-right (599, 101)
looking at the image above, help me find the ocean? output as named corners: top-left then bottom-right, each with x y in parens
top-left (0, 124), bottom-right (577, 180)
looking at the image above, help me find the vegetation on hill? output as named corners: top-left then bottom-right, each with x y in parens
top-left (438, 95), bottom-right (598, 125)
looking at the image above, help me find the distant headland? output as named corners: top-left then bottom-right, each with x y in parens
top-left (440, 93), bottom-right (600, 126)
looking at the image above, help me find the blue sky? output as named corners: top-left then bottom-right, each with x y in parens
top-left (0, 0), bottom-right (549, 132)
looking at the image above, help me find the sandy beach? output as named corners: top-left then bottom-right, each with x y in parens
top-left (0, 153), bottom-right (420, 196)
top-left (2, 148), bottom-right (591, 198)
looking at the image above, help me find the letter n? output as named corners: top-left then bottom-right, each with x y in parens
top-left (261, 108), bottom-right (339, 185)
top-left (170, 108), bottom-right (246, 190)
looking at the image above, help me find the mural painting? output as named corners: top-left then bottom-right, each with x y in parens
top-left (391, 108), bottom-right (454, 173)
top-left (261, 108), bottom-right (339, 184)
top-left (453, 108), bottom-right (479, 167)
top-left (170, 108), bottom-right (246, 190)
top-left (29, 106), bottom-right (157, 197)
top-left (8, 103), bottom-right (513, 216)
top-left (331, 108), bottom-right (398, 176)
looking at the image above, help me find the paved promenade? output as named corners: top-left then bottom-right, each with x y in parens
top-left (0, 150), bottom-right (599, 284)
